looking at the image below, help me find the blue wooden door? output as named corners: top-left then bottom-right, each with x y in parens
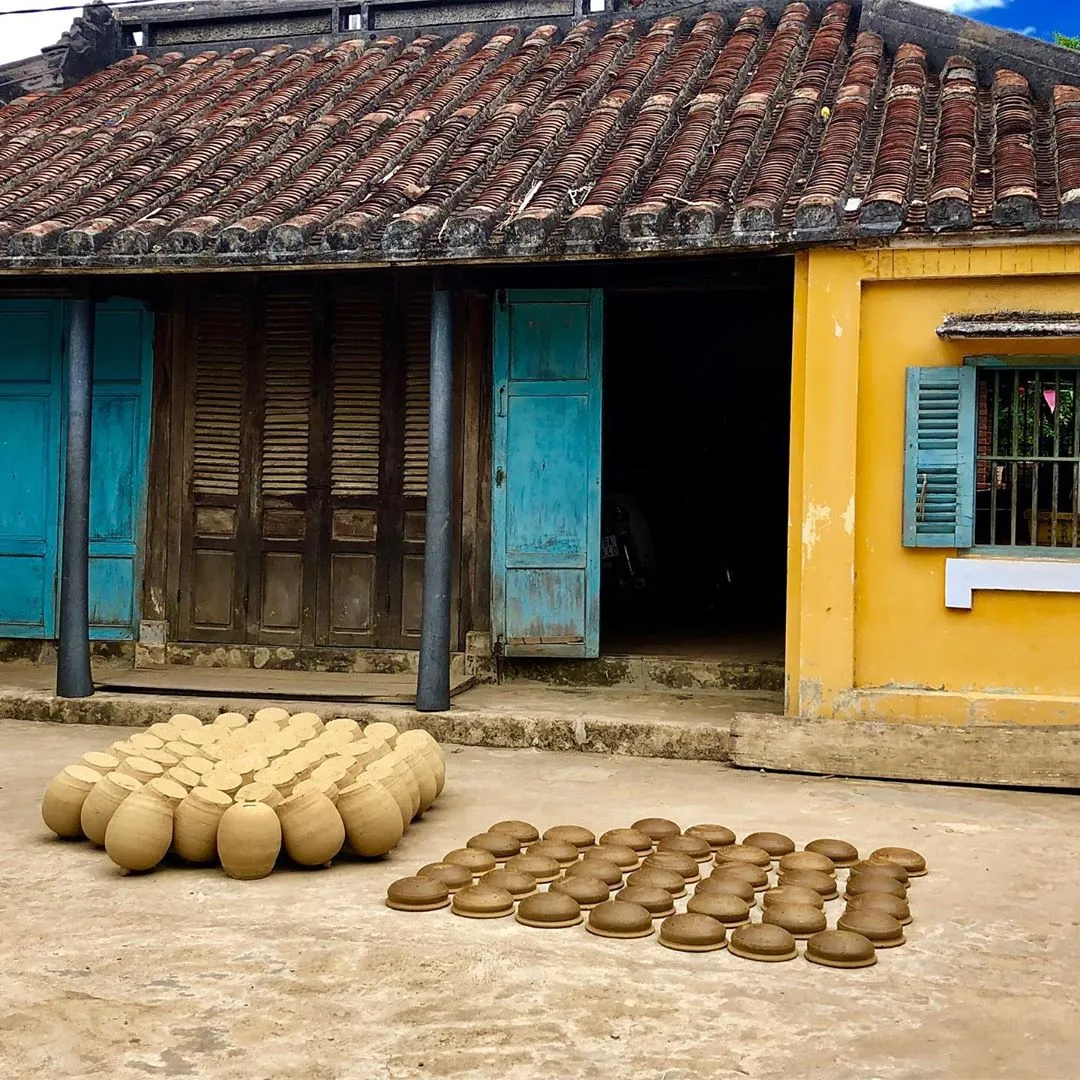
top-left (492, 290), bottom-right (603, 657)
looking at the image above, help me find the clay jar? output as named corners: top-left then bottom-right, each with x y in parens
top-left (276, 789), bottom-right (345, 867)
top-left (631, 817), bottom-right (681, 844)
top-left (396, 730), bottom-right (446, 797)
top-left (397, 742), bottom-right (438, 812)
top-left (169, 713), bottom-right (203, 731)
top-left (80, 751), bottom-right (121, 776)
top-left (105, 785), bottom-right (175, 872)
top-left (364, 721), bottom-right (399, 747)
top-left (216, 802), bottom-right (282, 880)
top-left (516, 892), bottom-right (583, 929)
top-left (365, 760), bottom-right (413, 830)
top-left (213, 712), bottom-right (249, 731)
top-left (762, 902), bottom-right (828, 939)
top-left (489, 819), bottom-right (540, 844)
top-left (253, 707), bottom-right (290, 726)
top-left (80, 771), bottom-right (142, 846)
top-left (234, 781), bottom-right (283, 808)
top-left (119, 756), bottom-right (165, 785)
top-left (743, 831), bottom-right (796, 858)
top-left (805, 930), bottom-right (877, 969)
top-left (336, 776), bottom-right (404, 857)
top-left (41, 765), bottom-right (101, 838)
top-left (657, 835), bottom-right (712, 863)
top-left (468, 831), bottom-right (522, 862)
top-left (379, 751), bottom-right (422, 820)
top-left (658, 913), bottom-right (727, 953)
top-left (685, 824), bottom-right (737, 851)
top-left (714, 844), bottom-right (772, 869)
top-left (173, 787), bottom-right (233, 863)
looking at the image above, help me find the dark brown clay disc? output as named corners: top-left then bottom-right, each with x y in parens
top-left (643, 851), bottom-right (701, 882)
top-left (631, 817), bottom-right (681, 843)
top-left (626, 866), bottom-right (687, 898)
top-left (479, 868), bottom-right (538, 900)
top-left (728, 923), bottom-right (798, 963)
top-left (806, 838), bottom-right (859, 867)
top-left (714, 843), bottom-right (772, 869)
top-left (586, 900), bottom-right (655, 939)
top-left (837, 908), bottom-right (905, 947)
top-left (443, 848), bottom-right (497, 876)
top-left (845, 892), bottom-right (912, 925)
top-left (543, 825), bottom-right (596, 850)
top-left (805, 930), bottom-right (877, 969)
top-left (657, 834), bottom-right (713, 863)
top-left (489, 819), bottom-right (540, 844)
top-left (777, 869), bottom-right (839, 900)
top-left (417, 861), bottom-right (473, 893)
top-left (869, 846), bottom-right (927, 876)
top-left (451, 884), bottom-right (515, 919)
top-left (526, 839), bottom-right (580, 867)
top-left (466, 831), bottom-right (521, 861)
top-left (585, 844), bottom-right (641, 870)
top-left (845, 872), bottom-right (906, 901)
top-left (778, 851), bottom-right (836, 877)
top-left (762, 885), bottom-right (825, 910)
top-left (615, 884), bottom-right (676, 918)
top-left (695, 875), bottom-right (755, 905)
top-left (504, 853), bottom-right (562, 883)
top-left (685, 824), bottom-right (736, 851)
top-left (515, 891), bottom-right (583, 928)
top-left (743, 831), bottom-right (795, 858)
top-left (658, 913), bottom-right (727, 953)
top-left (710, 862), bottom-right (770, 891)
top-left (566, 858), bottom-right (623, 889)
top-left (853, 857), bottom-right (910, 886)
top-left (550, 874), bottom-right (611, 909)
top-left (762, 902), bottom-right (828, 940)
top-left (386, 876), bottom-right (451, 912)
top-left (685, 890), bottom-right (749, 927)
top-left (599, 828), bottom-right (654, 853)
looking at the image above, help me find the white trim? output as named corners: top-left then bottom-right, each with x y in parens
top-left (945, 557), bottom-right (1080, 610)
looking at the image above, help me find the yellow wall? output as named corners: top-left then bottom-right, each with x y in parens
top-left (791, 244), bottom-right (1080, 725)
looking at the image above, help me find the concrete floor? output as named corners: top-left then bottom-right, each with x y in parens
top-left (2, 718), bottom-right (1078, 1080)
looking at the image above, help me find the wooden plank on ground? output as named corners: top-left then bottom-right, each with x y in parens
top-left (731, 712), bottom-right (1080, 789)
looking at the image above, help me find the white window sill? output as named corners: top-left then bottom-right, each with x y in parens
top-left (945, 556), bottom-right (1080, 610)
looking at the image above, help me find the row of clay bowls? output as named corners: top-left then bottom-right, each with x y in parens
top-left (385, 818), bottom-right (926, 967)
top-left (41, 709), bottom-right (445, 880)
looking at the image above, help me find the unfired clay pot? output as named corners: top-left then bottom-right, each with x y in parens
top-left (844, 872), bottom-right (906, 901)
top-left (728, 923), bottom-right (799, 963)
top-left (631, 818), bottom-right (681, 843)
top-left (365, 760), bottom-right (412, 830)
top-left (202, 769), bottom-right (243, 797)
top-left (566, 859), bottom-right (623, 889)
top-left (805, 929), bottom-right (877, 969)
top-left (217, 802), bottom-right (282, 880)
top-left (173, 786), bottom-right (233, 863)
top-left (685, 824), bottom-right (737, 851)
top-left (277, 789), bottom-right (345, 867)
top-left (451, 884), bottom-right (514, 919)
top-left (543, 825), bottom-right (595, 849)
top-left (109, 740), bottom-right (140, 760)
top-left (379, 751), bottom-right (422, 820)
top-left (527, 839), bottom-right (580, 867)
top-left (504, 853), bottom-right (560, 883)
top-left (167, 766), bottom-right (202, 790)
top-left (657, 835), bottom-right (712, 863)
top-left (141, 748), bottom-right (180, 769)
top-left (41, 765), bottom-right (101, 838)
top-left (778, 869), bottom-right (839, 899)
top-left (762, 902), bottom-right (828, 939)
top-left (685, 891), bottom-right (747, 924)
top-left (80, 751), bottom-right (121, 776)
top-left (515, 891), bottom-right (583, 928)
top-left (710, 862), bottom-right (770, 891)
top-left (253, 707), bottom-right (290, 726)
top-left (446, 848), bottom-right (499, 876)
top-left (119, 756), bottom-right (165, 785)
top-left (364, 721), bottom-right (399, 747)
top-left (658, 913), bottom-right (727, 953)
top-left (80, 771), bottom-right (142, 846)
top-left (778, 851), bottom-right (836, 877)
top-left (181, 756), bottom-right (214, 777)
top-left (806, 838), bottom-right (859, 867)
top-left (148, 723), bottom-right (180, 740)
top-left (695, 874), bottom-right (755, 904)
top-left (625, 866), bottom-right (686, 898)
top-left (289, 711), bottom-right (325, 733)
top-left (169, 713), bottom-right (203, 732)
top-left (105, 786), bottom-right (174, 872)
top-left (549, 874), bottom-right (609, 908)
top-left (586, 900), bottom-right (654, 939)
top-left (396, 730), bottom-right (445, 797)
top-left (643, 851), bottom-right (700, 882)
top-left (480, 868), bottom-right (539, 899)
top-left (336, 776), bottom-right (404, 857)
top-left (743, 831), bottom-right (796, 858)
top-left (468, 831), bottom-right (522, 861)
top-left (846, 892), bottom-right (912, 925)
top-left (325, 717), bottom-right (361, 736)
top-left (213, 712), bottom-right (249, 730)
top-left (397, 743), bottom-right (438, 812)
top-left (130, 733), bottom-right (165, 752)
top-left (614, 884), bottom-right (676, 918)
top-left (385, 876), bottom-right (451, 912)
top-left (762, 885), bottom-right (825, 910)
top-left (688, 890), bottom-right (750, 927)
top-left (714, 844), bottom-right (772, 869)
top-left (147, 777), bottom-right (189, 808)
top-left (852, 857), bottom-right (909, 886)
top-left (489, 820), bottom-right (540, 844)
top-left (599, 828), bottom-right (653, 853)
top-left (418, 862), bottom-right (475, 893)
top-left (837, 908), bottom-right (905, 947)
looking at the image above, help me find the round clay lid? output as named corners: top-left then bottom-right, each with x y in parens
top-left (805, 929), bottom-right (877, 968)
top-left (549, 874), bottom-right (610, 908)
top-left (743, 831), bottom-right (796, 858)
top-left (762, 885), bottom-right (824, 910)
top-left (806, 838), bottom-right (860, 866)
top-left (837, 908), bottom-right (905, 947)
top-left (846, 892), bottom-right (912, 925)
top-left (599, 828), bottom-right (653, 853)
top-left (643, 851), bottom-right (700, 881)
top-left (417, 862), bottom-right (474, 892)
top-left (385, 876), bottom-right (451, 912)
top-left (467, 831), bottom-right (521, 860)
top-left (728, 923), bottom-right (798, 962)
top-left (657, 834), bottom-right (712, 862)
top-left (516, 891), bottom-right (583, 928)
top-left (489, 819), bottom-right (540, 844)
top-left (586, 900), bottom-right (654, 939)
top-left (778, 869), bottom-right (839, 898)
top-left (565, 858), bottom-right (623, 888)
top-left (714, 844), bottom-right (772, 869)
top-left (480, 868), bottom-right (539, 899)
top-left (505, 853), bottom-right (562, 883)
top-left (626, 866), bottom-right (687, 897)
top-left (543, 825), bottom-right (595, 849)
top-left (631, 817), bottom-right (681, 842)
top-left (688, 890), bottom-right (750, 926)
top-left (685, 824), bottom-right (736, 850)
top-left (443, 848), bottom-right (498, 875)
top-left (762, 902), bottom-right (828, 939)
top-left (852, 857), bottom-right (909, 885)
top-left (451, 884), bottom-right (515, 919)
top-left (869, 846), bottom-right (927, 876)
top-left (710, 862), bottom-right (770, 890)
top-left (526, 839), bottom-right (580, 866)
top-left (614, 884), bottom-right (676, 918)
top-left (695, 875), bottom-right (755, 904)
top-left (584, 843), bottom-right (640, 870)
top-left (779, 851), bottom-right (836, 876)
top-left (658, 913), bottom-right (727, 953)
top-left (845, 872), bottom-right (907, 900)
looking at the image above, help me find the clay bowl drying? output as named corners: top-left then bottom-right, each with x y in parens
top-left (614, 884), bottom-right (677, 919)
top-left (504, 853), bottom-right (562, 884)
top-left (845, 872), bottom-right (907, 901)
top-left (658, 913), bottom-right (727, 953)
top-left (710, 862), bottom-right (770, 891)
top-left (643, 851), bottom-right (701, 883)
top-left (852, 857), bottom-right (910, 886)
top-left (695, 875), bottom-right (755, 905)
top-left (480, 868), bottom-right (539, 900)
top-left (466, 831), bottom-right (521, 862)
top-left (777, 869), bottom-right (839, 900)
top-left (657, 834), bottom-right (713, 863)
top-left (805, 838), bottom-right (859, 867)
top-left (728, 923), bottom-right (798, 963)
top-left (443, 848), bottom-right (497, 876)
top-left (565, 858), bottom-right (623, 890)
top-left (846, 892), bottom-right (912, 925)
top-left (626, 866), bottom-right (687, 898)
top-left (451, 884), bottom-right (516, 919)
top-left (526, 839), bottom-right (580, 867)
top-left (805, 930), bottom-right (877, 969)
top-left (586, 900), bottom-right (655, 940)
top-left (489, 820), bottom-right (540, 844)
top-left (599, 828), bottom-right (653, 854)
top-left (385, 876), bottom-right (451, 912)
top-left (417, 862), bottom-right (474, 893)
top-left (585, 844), bottom-right (642, 871)
top-left (869, 846), bottom-right (927, 876)
top-left (762, 902), bottom-right (828, 940)
top-left (549, 874), bottom-right (610, 909)
top-left (714, 844), bottom-right (772, 869)
top-left (631, 817), bottom-right (681, 844)
top-left (542, 825), bottom-right (595, 849)
top-left (685, 824), bottom-right (736, 851)
top-left (684, 891), bottom-right (750, 927)
top-left (516, 891), bottom-right (583, 929)
top-left (778, 851), bottom-right (836, 877)
top-left (837, 908), bottom-right (906, 947)
top-left (743, 831), bottom-right (795, 859)
top-left (762, 885), bottom-right (825, 910)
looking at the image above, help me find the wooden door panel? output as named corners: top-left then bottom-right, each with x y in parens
top-left (191, 549), bottom-right (235, 629)
top-left (329, 553), bottom-right (375, 633)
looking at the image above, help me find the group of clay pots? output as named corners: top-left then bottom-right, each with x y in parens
top-left (385, 818), bottom-right (925, 967)
top-left (41, 709), bottom-right (445, 880)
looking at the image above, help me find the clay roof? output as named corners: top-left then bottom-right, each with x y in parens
top-left (0, 1), bottom-right (1079, 268)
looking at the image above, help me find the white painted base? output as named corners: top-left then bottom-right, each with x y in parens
top-left (945, 557), bottom-right (1080, 610)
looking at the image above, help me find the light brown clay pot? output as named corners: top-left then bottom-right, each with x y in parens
top-left (480, 868), bottom-right (539, 900)
top-left (468, 831), bottom-right (522, 861)
top-left (451, 884), bottom-right (515, 919)
top-left (217, 801), bottom-right (282, 880)
top-left (418, 862), bottom-right (475, 893)
top-left (625, 866), bottom-right (686, 898)
top-left (643, 851), bottom-right (700, 882)
top-left (743, 831), bottom-right (796, 858)
top-left (202, 769), bottom-right (243, 797)
top-left (566, 859), bottom-right (623, 890)
top-left (181, 756), bottom-right (214, 777)
top-left (41, 765), bottom-right (101, 838)
top-left (344, 738), bottom-right (390, 772)
top-left (586, 900), bottom-right (654, 939)
top-left (289, 711), bottom-right (325, 733)
top-left (105, 786), bottom-right (174, 871)
top-left (276, 789), bottom-right (345, 867)
top-left (806, 838), bottom-right (859, 867)
top-left (173, 786), bottom-right (233, 863)
top-left (445, 847), bottom-right (499, 876)
top-left (728, 923), bottom-right (799, 963)
top-left (599, 828), bottom-right (653, 853)
top-left (710, 862), bottom-right (770, 891)
top-left (762, 885), bottom-right (825, 910)
top-left (166, 766), bottom-right (202, 790)
top-left (516, 891), bottom-right (583, 929)
top-left (657, 835), bottom-right (713, 863)
top-left (364, 760), bottom-right (412, 830)
top-left (685, 824), bottom-right (737, 851)
top-left (658, 913), bottom-right (727, 953)
top-left (109, 739), bottom-right (140, 761)
top-left (336, 776), bottom-right (404, 857)
top-left (489, 820), bottom-right (540, 844)
top-left (147, 777), bottom-right (188, 808)
top-left (364, 721), bottom-right (399, 747)
top-left (778, 851), bottom-right (836, 877)
top-left (234, 781), bottom-right (283, 808)
top-left (80, 771), bottom-right (142, 846)
top-left (213, 712), bottom-right (249, 731)
top-left (397, 742), bottom-right (438, 812)
top-left (378, 751), bottom-right (421, 820)
top-left (167, 741), bottom-right (198, 760)
top-left (837, 908), bottom-right (906, 947)
top-left (762, 902), bottom-right (828, 940)
top-left (310, 759), bottom-right (352, 787)
top-left (630, 817), bottom-right (681, 843)
top-left (141, 748), bottom-right (180, 769)
top-left (119, 756), bottom-right (165, 785)
top-left (179, 727), bottom-right (216, 750)
top-left (148, 722), bottom-right (181, 741)
top-left (614, 884), bottom-right (676, 918)
top-left (325, 717), bottom-right (361, 736)
top-left (130, 733), bottom-right (165, 752)
top-left (695, 874), bottom-right (755, 905)
top-left (395, 730), bottom-right (445, 797)
top-left (169, 713), bottom-right (203, 732)
top-left (778, 869), bottom-right (840, 899)
top-left (253, 707), bottom-right (290, 726)
top-left (526, 839), bottom-right (580, 867)
top-left (386, 876), bottom-right (451, 912)
top-left (549, 874), bottom-right (609, 908)
top-left (805, 929), bottom-right (877, 969)
top-left (852, 857), bottom-right (910, 886)
top-left (714, 844), bottom-right (773, 869)
top-left (845, 872), bottom-right (907, 901)
top-left (80, 751), bottom-right (121, 776)
top-left (503, 853), bottom-right (560, 883)
top-left (868, 847), bottom-right (927, 875)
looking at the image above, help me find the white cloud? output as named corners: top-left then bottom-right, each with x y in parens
top-left (914, 0), bottom-right (1009, 12)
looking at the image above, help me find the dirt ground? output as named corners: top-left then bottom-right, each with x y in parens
top-left (1, 718), bottom-right (1078, 1080)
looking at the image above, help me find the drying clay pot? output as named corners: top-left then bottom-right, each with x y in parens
top-left (516, 891), bottom-right (583, 929)
top-left (147, 776), bottom-right (189, 809)
top-left (779, 851), bottom-right (836, 876)
top-left (213, 712), bottom-right (249, 730)
top-left (845, 872), bottom-right (906, 901)
top-left (148, 723), bottom-right (180, 740)
top-left (846, 892), bottom-right (912, 926)
top-left (395, 730), bottom-right (446, 798)
top-left (837, 909), bottom-right (906, 947)
top-left (110, 739), bottom-right (140, 760)
top-left (489, 820), bottom-right (540, 844)
top-left (468, 832), bottom-right (522, 861)
top-left (397, 743), bottom-right (438, 812)
top-left (173, 786), bottom-right (233, 863)
top-left (385, 876), bottom-right (451, 912)
top-left (130, 733), bottom-right (165, 752)
top-left (41, 765), bottom-right (101, 838)
top-left (762, 902), bottom-right (828, 939)
top-left (686, 890), bottom-right (750, 927)
top-left (614, 884), bottom-right (677, 918)
top-left (714, 844), bottom-right (772, 869)
top-left (343, 738), bottom-right (389, 772)
top-left (141, 749), bottom-right (180, 769)
top-left (626, 867), bottom-right (686, 898)
top-left (806, 838), bottom-right (859, 867)
top-left (365, 760), bottom-right (412, 830)
top-left (480, 868), bottom-right (539, 899)
top-left (631, 817), bottom-right (681, 843)
top-left (277, 790), bottom-right (345, 867)
top-left (179, 728), bottom-right (215, 749)
top-left (695, 875), bottom-right (755, 905)
top-left (217, 802), bottom-right (282, 880)
top-left (657, 835), bottom-right (712, 863)
top-left (805, 930), bottom-right (877, 969)
top-left (852, 858), bottom-right (909, 886)
top-left (762, 885), bottom-right (825, 910)
top-left (728, 923), bottom-right (798, 963)
top-left (685, 824), bottom-right (737, 851)
top-left (446, 848), bottom-right (499, 876)
top-left (337, 776), bottom-right (404, 857)
top-left (418, 862), bottom-right (475, 893)
top-left (166, 766), bottom-right (201, 790)
top-left (325, 717), bottom-right (360, 736)
top-left (181, 756), bottom-right (214, 777)
top-left (364, 722), bottom-right (399, 747)
top-left (566, 859), bottom-right (623, 889)
top-left (543, 825), bottom-right (595, 849)
top-left (289, 712), bottom-right (325, 732)
top-left (778, 869), bottom-right (839, 900)
top-left (253, 707), bottom-right (290, 726)
top-left (202, 769), bottom-right (243, 797)
top-left (870, 847), bottom-right (927, 876)
top-left (586, 900), bottom-right (654, 939)
top-left (599, 828), bottom-right (653, 853)
top-left (504, 853), bottom-right (561, 883)
top-left (710, 863), bottom-right (770, 891)
top-left (234, 781), bottom-right (283, 807)
top-left (585, 844), bottom-right (641, 871)
top-left (80, 771), bottom-right (142, 845)
top-left (526, 839), bottom-right (578, 867)
top-left (451, 884), bottom-right (515, 919)
top-left (379, 751), bottom-right (421, 820)
top-left (119, 756), bottom-right (165, 785)
top-left (643, 851), bottom-right (700, 882)
top-left (80, 751), bottom-right (121, 776)
top-left (549, 874), bottom-right (610, 909)
top-left (292, 777), bottom-right (339, 804)
top-left (743, 832), bottom-right (796, 858)
top-left (105, 786), bottom-right (174, 872)
top-left (169, 713), bottom-right (203, 732)
top-left (658, 913), bottom-right (727, 953)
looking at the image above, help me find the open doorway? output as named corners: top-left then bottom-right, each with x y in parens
top-left (600, 267), bottom-right (793, 662)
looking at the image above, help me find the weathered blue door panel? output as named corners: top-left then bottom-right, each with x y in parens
top-left (492, 290), bottom-right (602, 658)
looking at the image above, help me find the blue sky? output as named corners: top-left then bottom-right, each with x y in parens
top-left (922, 0), bottom-right (1080, 40)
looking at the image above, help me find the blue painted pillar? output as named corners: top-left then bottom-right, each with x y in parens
top-left (56, 297), bottom-right (95, 698)
top-left (416, 284), bottom-right (454, 712)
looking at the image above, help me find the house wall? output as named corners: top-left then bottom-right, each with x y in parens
top-left (789, 243), bottom-right (1080, 725)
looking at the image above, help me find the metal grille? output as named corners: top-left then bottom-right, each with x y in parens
top-left (975, 367), bottom-right (1080, 549)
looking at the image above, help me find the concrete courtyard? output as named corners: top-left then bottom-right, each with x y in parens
top-left (1, 717), bottom-right (1078, 1079)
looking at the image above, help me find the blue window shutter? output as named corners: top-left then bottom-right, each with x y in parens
top-left (903, 366), bottom-right (976, 548)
